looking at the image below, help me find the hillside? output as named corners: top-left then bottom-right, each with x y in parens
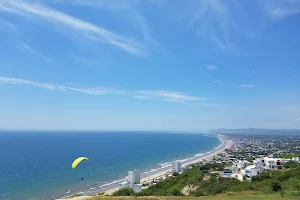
top-left (89, 194), bottom-right (298, 200)
top-left (110, 162), bottom-right (300, 198)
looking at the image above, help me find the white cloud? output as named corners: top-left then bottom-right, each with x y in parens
top-left (18, 42), bottom-right (59, 65)
top-left (0, 0), bottom-right (143, 55)
top-left (55, 0), bottom-right (161, 54)
top-left (297, 117), bottom-right (300, 122)
top-left (237, 84), bottom-right (258, 88)
top-left (184, 0), bottom-right (238, 51)
top-left (261, 0), bottom-right (300, 19)
top-left (54, 0), bottom-right (139, 11)
top-left (0, 76), bottom-right (207, 103)
top-left (206, 65), bottom-right (217, 70)
top-left (137, 90), bottom-right (207, 102)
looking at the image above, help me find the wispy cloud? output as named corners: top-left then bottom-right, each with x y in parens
top-left (0, 0), bottom-right (143, 55)
top-left (212, 79), bottom-right (222, 84)
top-left (261, 0), bottom-right (300, 19)
top-left (206, 64), bottom-right (217, 70)
top-left (184, 0), bottom-right (237, 51)
top-left (137, 90), bottom-right (208, 102)
top-left (18, 42), bottom-right (59, 65)
top-left (297, 117), bottom-right (300, 122)
top-left (237, 84), bottom-right (258, 88)
top-left (282, 104), bottom-right (300, 112)
top-left (0, 76), bottom-right (207, 103)
top-left (55, 0), bottom-right (161, 55)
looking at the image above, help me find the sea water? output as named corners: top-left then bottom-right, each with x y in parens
top-left (0, 131), bottom-right (221, 200)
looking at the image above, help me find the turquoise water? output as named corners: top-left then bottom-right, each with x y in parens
top-left (0, 131), bottom-right (221, 200)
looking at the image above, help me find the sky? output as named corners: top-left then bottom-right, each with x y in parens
top-left (0, 0), bottom-right (300, 131)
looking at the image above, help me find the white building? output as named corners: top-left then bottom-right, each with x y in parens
top-left (119, 170), bottom-right (141, 191)
top-left (263, 157), bottom-right (286, 170)
top-left (253, 158), bottom-right (264, 167)
top-left (231, 160), bottom-right (248, 171)
top-left (243, 165), bottom-right (264, 181)
top-left (133, 184), bottom-right (142, 192)
top-left (222, 169), bottom-right (233, 178)
top-left (128, 170), bottom-right (140, 187)
top-left (172, 160), bottom-right (181, 173)
top-left (292, 157), bottom-right (300, 162)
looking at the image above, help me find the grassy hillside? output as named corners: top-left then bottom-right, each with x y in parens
top-left (90, 193), bottom-right (299, 200)
top-left (111, 162), bottom-right (300, 198)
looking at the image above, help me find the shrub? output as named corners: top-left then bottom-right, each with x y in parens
top-left (112, 188), bottom-right (136, 196)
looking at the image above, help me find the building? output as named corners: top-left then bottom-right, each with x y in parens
top-left (222, 169), bottom-right (233, 178)
top-left (292, 157), bottom-right (300, 162)
top-left (119, 169), bottom-right (141, 191)
top-left (231, 160), bottom-right (247, 171)
top-left (172, 160), bottom-right (181, 173)
top-left (243, 165), bottom-right (264, 181)
top-left (133, 184), bottom-right (142, 192)
top-left (253, 158), bottom-right (264, 167)
top-left (263, 157), bottom-right (286, 170)
top-left (128, 170), bottom-right (140, 187)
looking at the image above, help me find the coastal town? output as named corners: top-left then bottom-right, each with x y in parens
top-left (113, 133), bottom-right (300, 194)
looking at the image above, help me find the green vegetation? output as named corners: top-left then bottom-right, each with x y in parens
top-left (112, 162), bottom-right (300, 198)
top-left (278, 153), bottom-right (300, 159)
top-left (284, 161), bottom-right (300, 168)
top-left (246, 157), bottom-right (255, 162)
top-left (91, 193), bottom-right (299, 200)
top-left (112, 188), bottom-right (136, 196)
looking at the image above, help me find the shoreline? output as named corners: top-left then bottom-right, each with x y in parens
top-left (58, 134), bottom-right (231, 199)
top-left (103, 134), bottom-right (231, 195)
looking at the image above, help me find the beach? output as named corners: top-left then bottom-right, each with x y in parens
top-left (60, 135), bottom-right (231, 199)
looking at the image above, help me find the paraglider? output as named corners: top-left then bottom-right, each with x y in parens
top-left (72, 157), bottom-right (89, 169)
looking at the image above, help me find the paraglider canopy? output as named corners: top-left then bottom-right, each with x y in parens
top-left (72, 157), bottom-right (89, 169)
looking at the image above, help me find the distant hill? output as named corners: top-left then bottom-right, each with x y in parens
top-left (209, 128), bottom-right (300, 135)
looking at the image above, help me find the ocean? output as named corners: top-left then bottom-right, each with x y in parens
top-left (0, 131), bottom-right (221, 200)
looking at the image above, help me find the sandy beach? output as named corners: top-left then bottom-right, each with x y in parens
top-left (58, 135), bottom-right (231, 199)
top-left (101, 135), bottom-right (231, 195)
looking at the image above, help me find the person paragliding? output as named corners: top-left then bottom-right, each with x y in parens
top-left (72, 157), bottom-right (89, 180)
top-left (72, 157), bottom-right (89, 169)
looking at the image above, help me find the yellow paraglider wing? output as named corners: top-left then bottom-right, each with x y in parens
top-left (72, 157), bottom-right (89, 169)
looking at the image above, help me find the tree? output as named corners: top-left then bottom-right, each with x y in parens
top-left (112, 188), bottom-right (136, 196)
top-left (170, 187), bottom-right (183, 196)
top-left (173, 172), bottom-right (179, 176)
top-left (194, 188), bottom-right (206, 197)
top-left (290, 178), bottom-right (300, 195)
top-left (271, 181), bottom-right (284, 197)
top-left (272, 181), bottom-right (282, 192)
top-left (283, 161), bottom-right (300, 169)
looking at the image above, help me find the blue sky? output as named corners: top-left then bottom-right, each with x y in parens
top-left (0, 0), bottom-right (300, 131)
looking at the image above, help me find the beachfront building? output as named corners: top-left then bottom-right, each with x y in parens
top-left (263, 157), bottom-right (286, 170)
top-left (119, 169), bottom-right (141, 192)
top-left (172, 160), bottom-right (181, 173)
top-left (133, 184), bottom-right (142, 192)
top-left (243, 165), bottom-right (264, 181)
top-left (128, 169), bottom-right (140, 187)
